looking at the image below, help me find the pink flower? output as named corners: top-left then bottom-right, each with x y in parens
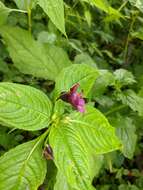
top-left (59, 83), bottom-right (85, 113)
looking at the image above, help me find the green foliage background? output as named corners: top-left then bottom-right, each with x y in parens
top-left (0, 0), bottom-right (143, 190)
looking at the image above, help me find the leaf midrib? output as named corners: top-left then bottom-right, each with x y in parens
top-left (56, 126), bottom-right (90, 190)
top-left (14, 138), bottom-right (42, 189)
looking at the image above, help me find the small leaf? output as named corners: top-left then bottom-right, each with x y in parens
top-left (82, 0), bottom-right (123, 19)
top-left (0, 2), bottom-right (12, 26)
top-left (93, 70), bottom-right (115, 98)
top-left (119, 184), bottom-right (140, 190)
top-left (112, 116), bottom-right (137, 159)
top-left (131, 28), bottom-right (143, 40)
top-left (74, 53), bottom-right (97, 68)
top-left (115, 89), bottom-right (143, 116)
top-left (114, 69), bottom-right (136, 87)
top-left (0, 26), bottom-right (71, 80)
top-left (54, 64), bottom-right (99, 98)
top-left (84, 10), bottom-right (92, 26)
top-left (38, 0), bottom-right (66, 35)
top-left (50, 106), bottom-right (121, 190)
top-left (129, 0), bottom-right (143, 13)
top-left (37, 31), bottom-right (57, 44)
top-left (0, 58), bottom-right (9, 73)
top-left (0, 137), bottom-right (47, 190)
top-left (0, 82), bottom-right (52, 131)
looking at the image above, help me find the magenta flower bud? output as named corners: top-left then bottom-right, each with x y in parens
top-left (43, 145), bottom-right (54, 160)
top-left (59, 83), bottom-right (85, 113)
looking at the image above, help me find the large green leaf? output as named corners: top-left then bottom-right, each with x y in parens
top-left (111, 116), bottom-right (137, 159)
top-left (50, 122), bottom-right (94, 190)
top-left (38, 0), bottom-right (65, 35)
top-left (50, 106), bottom-right (120, 190)
top-left (0, 2), bottom-right (12, 26)
top-left (129, 0), bottom-right (143, 13)
top-left (0, 82), bottom-right (52, 130)
top-left (0, 137), bottom-right (47, 190)
top-left (54, 64), bottom-right (99, 98)
top-left (0, 26), bottom-right (71, 80)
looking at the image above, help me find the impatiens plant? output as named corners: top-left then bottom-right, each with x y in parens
top-left (1, 0), bottom-right (143, 189)
top-left (0, 64), bottom-right (121, 190)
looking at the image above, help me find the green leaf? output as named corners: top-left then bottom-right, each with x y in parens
top-left (84, 9), bottom-right (92, 26)
top-left (38, 0), bottom-right (66, 35)
top-left (37, 31), bottom-right (57, 44)
top-left (54, 171), bottom-right (73, 190)
top-left (131, 28), bottom-right (143, 40)
top-left (0, 2), bottom-right (12, 26)
top-left (50, 106), bottom-right (121, 190)
top-left (114, 69), bottom-right (136, 88)
top-left (0, 58), bottom-right (9, 73)
top-left (115, 89), bottom-right (143, 116)
top-left (54, 155), bottom-right (103, 190)
top-left (0, 137), bottom-right (47, 190)
top-left (0, 82), bottom-right (52, 131)
top-left (54, 64), bottom-right (99, 98)
top-left (129, 0), bottom-right (143, 13)
top-left (69, 106), bottom-right (121, 154)
top-left (74, 53), bottom-right (98, 68)
top-left (82, 0), bottom-right (123, 19)
top-left (93, 70), bottom-right (115, 98)
top-left (14, 0), bottom-right (37, 10)
top-left (49, 122), bottom-right (95, 190)
top-left (44, 44), bottom-right (72, 75)
top-left (89, 154), bottom-right (104, 178)
top-left (119, 184), bottom-right (139, 190)
top-left (0, 26), bottom-right (71, 80)
top-left (112, 116), bottom-right (137, 159)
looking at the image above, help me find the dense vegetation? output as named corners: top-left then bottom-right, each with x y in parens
top-left (0, 0), bottom-right (143, 189)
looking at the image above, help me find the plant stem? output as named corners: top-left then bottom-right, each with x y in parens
top-left (106, 155), bottom-right (113, 173)
top-left (28, 7), bottom-right (32, 33)
top-left (118, 0), bottom-right (128, 11)
top-left (11, 9), bottom-right (28, 13)
top-left (44, 125), bottom-right (53, 147)
top-left (24, 0), bottom-right (32, 33)
top-left (124, 11), bottom-right (138, 64)
top-left (105, 105), bottom-right (127, 116)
